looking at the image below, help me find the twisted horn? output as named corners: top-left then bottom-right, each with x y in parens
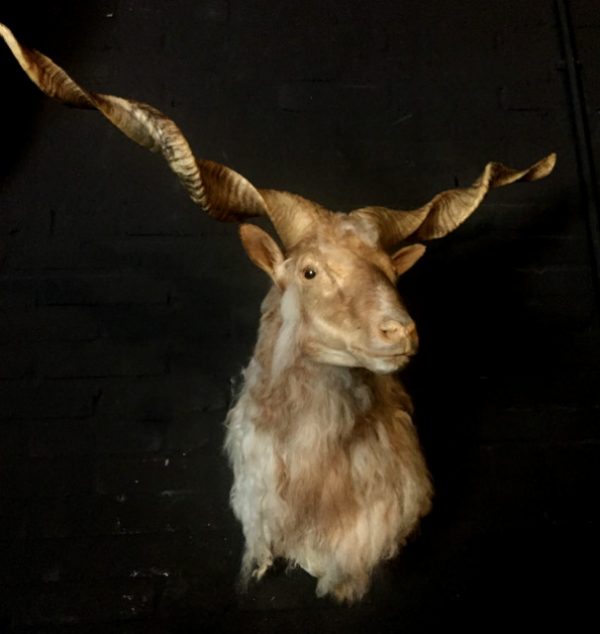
top-left (258, 189), bottom-right (324, 247)
top-left (0, 23), bottom-right (316, 247)
top-left (351, 153), bottom-right (556, 249)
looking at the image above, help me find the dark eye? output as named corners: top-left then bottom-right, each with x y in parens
top-left (303, 267), bottom-right (317, 280)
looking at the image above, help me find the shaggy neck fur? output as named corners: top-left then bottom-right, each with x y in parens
top-left (248, 285), bottom-right (374, 444)
top-left (225, 283), bottom-right (431, 602)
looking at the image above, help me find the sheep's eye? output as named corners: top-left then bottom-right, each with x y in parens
top-left (303, 267), bottom-right (317, 280)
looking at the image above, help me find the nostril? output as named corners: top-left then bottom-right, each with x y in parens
top-left (379, 320), bottom-right (404, 340)
top-left (379, 319), bottom-right (418, 348)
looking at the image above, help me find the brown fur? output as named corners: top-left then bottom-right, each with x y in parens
top-left (226, 239), bottom-right (433, 600)
top-left (0, 21), bottom-right (555, 605)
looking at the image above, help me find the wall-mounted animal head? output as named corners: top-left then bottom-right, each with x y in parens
top-left (0, 23), bottom-right (556, 376)
top-left (2, 23), bottom-right (559, 604)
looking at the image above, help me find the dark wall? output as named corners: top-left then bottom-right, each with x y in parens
top-left (0, 1), bottom-right (598, 631)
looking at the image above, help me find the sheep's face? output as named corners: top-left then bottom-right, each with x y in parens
top-left (240, 216), bottom-right (425, 374)
top-left (0, 23), bottom-right (555, 375)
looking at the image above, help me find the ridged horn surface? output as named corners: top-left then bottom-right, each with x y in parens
top-left (258, 189), bottom-right (324, 248)
top-left (351, 153), bottom-right (556, 248)
top-left (0, 23), bottom-right (320, 245)
top-left (349, 206), bottom-right (430, 250)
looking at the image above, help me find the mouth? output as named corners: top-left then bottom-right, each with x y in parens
top-left (350, 347), bottom-right (416, 374)
top-left (352, 347), bottom-right (417, 360)
top-left (306, 340), bottom-right (416, 373)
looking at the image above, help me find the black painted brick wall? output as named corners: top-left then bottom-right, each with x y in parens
top-left (0, 1), bottom-right (598, 631)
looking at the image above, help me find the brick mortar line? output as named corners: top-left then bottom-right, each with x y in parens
top-left (555, 0), bottom-right (600, 317)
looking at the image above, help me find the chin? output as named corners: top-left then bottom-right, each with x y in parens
top-left (308, 344), bottom-right (412, 375)
top-left (364, 354), bottom-right (412, 375)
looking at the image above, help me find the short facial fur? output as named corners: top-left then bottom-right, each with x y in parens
top-left (240, 213), bottom-right (425, 376)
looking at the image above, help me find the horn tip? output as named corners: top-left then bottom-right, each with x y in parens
top-left (532, 152), bottom-right (557, 180)
top-left (0, 22), bottom-right (14, 43)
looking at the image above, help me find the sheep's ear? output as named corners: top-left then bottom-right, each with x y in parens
top-left (391, 244), bottom-right (426, 276)
top-left (239, 224), bottom-right (285, 284)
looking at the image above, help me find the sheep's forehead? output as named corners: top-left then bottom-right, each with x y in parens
top-left (336, 214), bottom-right (380, 247)
top-left (291, 214), bottom-right (395, 281)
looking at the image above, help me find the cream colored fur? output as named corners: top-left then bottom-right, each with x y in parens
top-left (0, 20), bottom-right (555, 606)
top-left (225, 286), bottom-right (433, 602)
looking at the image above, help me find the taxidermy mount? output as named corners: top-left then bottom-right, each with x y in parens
top-left (0, 23), bottom-right (555, 602)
